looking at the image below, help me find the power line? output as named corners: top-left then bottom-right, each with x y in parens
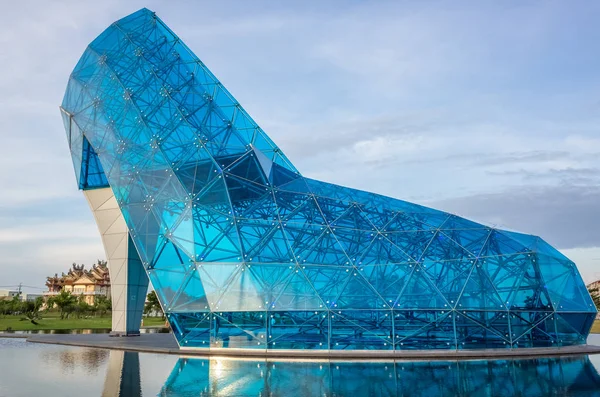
top-left (0, 284), bottom-right (45, 290)
top-left (21, 285), bottom-right (45, 290)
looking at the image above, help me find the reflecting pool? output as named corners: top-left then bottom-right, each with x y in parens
top-left (1, 337), bottom-right (600, 396)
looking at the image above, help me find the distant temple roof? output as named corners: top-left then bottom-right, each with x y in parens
top-left (46, 260), bottom-right (110, 290)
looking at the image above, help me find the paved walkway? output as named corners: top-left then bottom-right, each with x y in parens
top-left (27, 333), bottom-right (179, 354)
top-left (16, 333), bottom-right (600, 361)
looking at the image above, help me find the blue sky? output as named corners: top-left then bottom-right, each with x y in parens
top-left (0, 0), bottom-right (599, 291)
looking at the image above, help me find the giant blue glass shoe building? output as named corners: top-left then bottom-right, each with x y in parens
top-left (60, 8), bottom-right (596, 350)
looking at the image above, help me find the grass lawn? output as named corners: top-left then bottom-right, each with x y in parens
top-left (5, 314), bottom-right (598, 334)
top-left (0, 311), bottom-right (166, 331)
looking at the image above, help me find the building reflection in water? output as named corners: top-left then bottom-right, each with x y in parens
top-left (102, 351), bottom-right (142, 397)
top-left (98, 349), bottom-right (600, 396)
top-left (156, 355), bottom-right (600, 397)
top-left (40, 348), bottom-right (109, 375)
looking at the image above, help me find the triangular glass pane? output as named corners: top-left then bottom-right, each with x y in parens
top-left (335, 270), bottom-right (389, 309)
top-left (267, 311), bottom-right (328, 349)
top-left (534, 237), bottom-right (572, 261)
top-left (121, 203), bottom-right (161, 264)
top-left (384, 230), bottom-right (435, 262)
top-left (331, 204), bottom-right (376, 231)
top-left (459, 311), bottom-right (511, 345)
top-left (194, 174), bottom-right (230, 208)
top-left (381, 211), bottom-right (438, 233)
top-left (424, 258), bottom-right (474, 305)
top-left (457, 266), bottom-right (505, 310)
top-left (192, 208), bottom-right (242, 263)
top-left (245, 264), bottom-right (293, 305)
top-left (287, 227), bottom-right (351, 267)
top-left (152, 201), bottom-right (195, 259)
top-left (420, 230), bottom-right (475, 262)
top-left (440, 227), bottom-right (490, 257)
top-left (236, 190), bottom-right (279, 221)
top-left (357, 206), bottom-right (396, 232)
top-left (300, 265), bottom-right (350, 309)
top-left (225, 152), bottom-right (268, 186)
top-left (150, 236), bottom-right (189, 272)
top-left (358, 236), bottom-right (413, 266)
top-left (314, 196), bottom-right (350, 225)
top-left (556, 271), bottom-right (596, 312)
top-left (195, 263), bottom-right (240, 309)
top-left (396, 266), bottom-right (449, 309)
top-left (329, 311), bottom-right (393, 350)
top-left (147, 267), bottom-right (189, 310)
top-left (266, 267), bottom-right (324, 311)
top-left (276, 193), bottom-right (325, 227)
top-left (333, 229), bottom-right (377, 261)
top-left (170, 270), bottom-right (210, 312)
top-left (556, 313), bottom-right (595, 337)
top-left (394, 310), bottom-right (455, 349)
top-left (169, 312), bottom-right (211, 348)
top-left (174, 157), bottom-right (219, 198)
top-left (80, 135), bottom-right (109, 189)
top-left (480, 230), bottom-right (530, 256)
top-left (236, 220), bottom-right (293, 264)
top-left (212, 311), bottom-right (267, 349)
top-left (501, 230), bottom-right (540, 251)
top-left (361, 263), bottom-right (413, 306)
top-left (271, 164), bottom-right (308, 190)
top-left (509, 311), bottom-right (553, 343)
top-left (211, 265), bottom-right (263, 311)
top-left (508, 257), bottom-right (553, 311)
top-left (536, 253), bottom-right (573, 310)
top-left (455, 311), bottom-right (509, 349)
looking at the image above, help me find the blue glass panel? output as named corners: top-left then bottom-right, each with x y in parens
top-left (457, 311), bottom-right (511, 348)
top-left (79, 136), bottom-right (109, 190)
top-left (170, 312), bottom-right (211, 348)
top-left (212, 311), bottom-right (267, 349)
top-left (394, 310), bottom-right (456, 349)
top-left (329, 310), bottom-right (393, 350)
top-left (267, 311), bottom-right (328, 349)
top-left (509, 311), bottom-right (556, 348)
top-left (455, 311), bottom-right (509, 349)
top-left (555, 312), bottom-right (590, 346)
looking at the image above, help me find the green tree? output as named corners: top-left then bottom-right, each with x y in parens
top-left (0, 299), bottom-right (7, 317)
top-left (53, 290), bottom-right (77, 319)
top-left (94, 295), bottom-right (111, 318)
top-left (45, 296), bottom-right (55, 311)
top-left (8, 295), bottom-right (22, 315)
top-left (74, 295), bottom-right (91, 319)
top-left (33, 296), bottom-right (44, 311)
top-left (21, 300), bottom-right (41, 325)
top-left (144, 291), bottom-right (164, 319)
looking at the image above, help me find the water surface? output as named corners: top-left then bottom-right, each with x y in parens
top-left (1, 337), bottom-right (600, 396)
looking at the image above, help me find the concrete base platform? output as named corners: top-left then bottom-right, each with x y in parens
top-left (109, 331), bottom-right (141, 337)
top-left (22, 333), bottom-right (600, 361)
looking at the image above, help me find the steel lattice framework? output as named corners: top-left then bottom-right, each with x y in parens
top-left (60, 8), bottom-right (596, 351)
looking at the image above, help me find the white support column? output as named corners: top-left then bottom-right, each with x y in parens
top-left (83, 188), bottom-right (148, 336)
